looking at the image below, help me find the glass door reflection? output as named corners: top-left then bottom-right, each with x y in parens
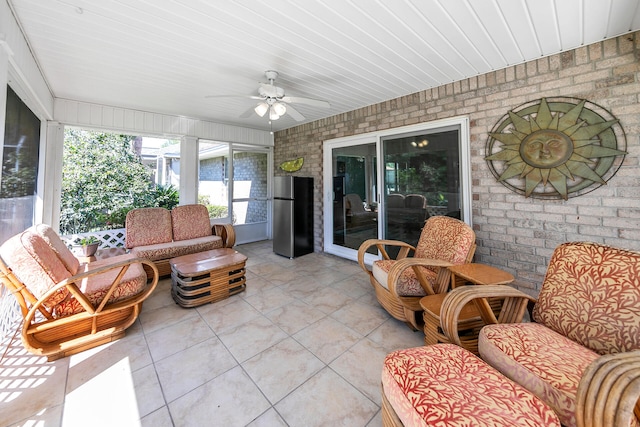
top-left (382, 129), bottom-right (461, 248)
top-left (331, 143), bottom-right (377, 252)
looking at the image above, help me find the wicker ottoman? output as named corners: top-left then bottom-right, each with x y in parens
top-left (381, 344), bottom-right (560, 427)
top-left (170, 248), bottom-right (247, 308)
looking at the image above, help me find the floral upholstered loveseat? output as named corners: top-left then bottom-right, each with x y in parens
top-left (439, 242), bottom-right (640, 427)
top-left (0, 224), bottom-right (158, 361)
top-left (125, 204), bottom-right (235, 277)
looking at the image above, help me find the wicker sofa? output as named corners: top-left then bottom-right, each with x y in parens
top-left (125, 204), bottom-right (235, 277)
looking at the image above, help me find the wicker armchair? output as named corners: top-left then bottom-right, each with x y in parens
top-left (0, 225), bottom-right (158, 361)
top-left (357, 216), bottom-right (475, 329)
top-left (438, 242), bottom-right (640, 427)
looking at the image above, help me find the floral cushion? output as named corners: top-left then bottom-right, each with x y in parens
top-left (532, 241), bottom-right (640, 355)
top-left (125, 207), bottom-right (173, 248)
top-left (33, 223), bottom-right (80, 275)
top-left (372, 260), bottom-right (437, 297)
top-left (0, 229), bottom-right (70, 309)
top-left (171, 204), bottom-right (212, 241)
top-left (382, 344), bottom-right (560, 427)
top-left (130, 235), bottom-right (222, 261)
top-left (414, 216), bottom-right (475, 263)
top-left (478, 323), bottom-right (600, 427)
top-left (372, 216), bottom-right (475, 297)
top-left (55, 255), bottom-right (147, 317)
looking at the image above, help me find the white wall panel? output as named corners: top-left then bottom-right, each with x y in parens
top-left (0, 0), bottom-right (53, 120)
top-left (53, 98), bottom-right (272, 146)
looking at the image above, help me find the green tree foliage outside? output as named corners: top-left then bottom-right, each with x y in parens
top-left (60, 129), bottom-right (179, 234)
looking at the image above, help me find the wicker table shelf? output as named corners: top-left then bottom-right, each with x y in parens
top-left (421, 263), bottom-right (515, 354)
top-left (170, 248), bottom-right (247, 308)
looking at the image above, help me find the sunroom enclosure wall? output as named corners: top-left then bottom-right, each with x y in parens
top-left (275, 32), bottom-right (640, 295)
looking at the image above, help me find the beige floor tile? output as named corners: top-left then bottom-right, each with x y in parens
top-left (367, 318), bottom-right (425, 353)
top-left (66, 323), bottom-right (152, 375)
top-left (246, 408), bottom-right (288, 426)
top-left (240, 275), bottom-right (272, 297)
top-left (248, 262), bottom-right (289, 278)
top-left (168, 366), bottom-right (270, 427)
top-left (197, 297), bottom-right (261, 333)
top-left (244, 286), bottom-right (297, 314)
top-left (260, 267), bottom-right (300, 286)
top-left (63, 356), bottom-right (144, 427)
top-left (140, 406), bottom-right (174, 427)
top-left (293, 317), bottom-right (362, 363)
top-left (142, 278), bottom-right (175, 311)
top-left (132, 363), bottom-right (166, 418)
top-left (331, 300), bottom-right (390, 336)
top-left (265, 299), bottom-right (326, 335)
top-left (154, 337), bottom-right (237, 403)
top-left (243, 338), bottom-right (324, 404)
top-left (330, 338), bottom-right (389, 405)
top-left (0, 343), bottom-right (68, 427)
top-left (216, 316), bottom-right (288, 362)
top-left (331, 274), bottom-right (372, 299)
top-left (302, 286), bottom-right (355, 314)
top-left (7, 404), bottom-right (63, 427)
top-left (278, 279), bottom-right (320, 300)
top-left (275, 367), bottom-right (378, 427)
top-left (367, 410), bottom-right (382, 426)
top-left (139, 301), bottom-right (199, 335)
top-left (145, 315), bottom-right (216, 362)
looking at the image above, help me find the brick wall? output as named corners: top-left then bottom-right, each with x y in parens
top-left (274, 32), bottom-right (640, 294)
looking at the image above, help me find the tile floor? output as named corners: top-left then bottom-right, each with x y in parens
top-left (1, 240), bottom-right (425, 427)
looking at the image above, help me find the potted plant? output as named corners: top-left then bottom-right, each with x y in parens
top-left (74, 236), bottom-right (101, 257)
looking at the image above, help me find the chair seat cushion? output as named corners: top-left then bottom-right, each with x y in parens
top-left (478, 322), bottom-right (600, 427)
top-left (54, 257), bottom-right (147, 317)
top-left (382, 344), bottom-right (560, 427)
top-left (130, 235), bottom-right (222, 261)
top-left (372, 259), bottom-right (436, 297)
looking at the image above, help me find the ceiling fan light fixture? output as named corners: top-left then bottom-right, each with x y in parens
top-left (272, 102), bottom-right (286, 116)
top-left (254, 102), bottom-right (269, 117)
top-left (269, 107), bottom-right (281, 120)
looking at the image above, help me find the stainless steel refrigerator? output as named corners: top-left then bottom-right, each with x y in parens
top-left (273, 176), bottom-right (314, 258)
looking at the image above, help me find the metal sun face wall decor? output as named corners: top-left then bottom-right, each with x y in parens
top-left (485, 97), bottom-right (627, 200)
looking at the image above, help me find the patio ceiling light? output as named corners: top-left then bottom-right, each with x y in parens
top-left (254, 102), bottom-right (269, 117)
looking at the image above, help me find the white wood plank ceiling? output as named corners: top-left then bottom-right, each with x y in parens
top-left (7, 0), bottom-right (640, 132)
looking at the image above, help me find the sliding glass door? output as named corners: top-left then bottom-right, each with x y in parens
top-left (323, 118), bottom-right (471, 262)
top-left (382, 126), bottom-right (461, 248)
top-left (329, 141), bottom-right (378, 255)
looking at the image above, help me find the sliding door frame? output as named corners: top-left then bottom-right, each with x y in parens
top-left (323, 116), bottom-right (472, 264)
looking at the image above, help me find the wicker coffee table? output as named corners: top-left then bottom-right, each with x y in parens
top-left (170, 248), bottom-right (247, 308)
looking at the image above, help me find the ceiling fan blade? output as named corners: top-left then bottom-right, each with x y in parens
top-left (281, 96), bottom-right (330, 109)
top-left (240, 106), bottom-right (257, 118)
top-left (285, 104), bottom-right (306, 121)
top-left (204, 95), bottom-right (263, 100)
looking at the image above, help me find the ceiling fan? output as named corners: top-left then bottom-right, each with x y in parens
top-left (208, 70), bottom-right (331, 122)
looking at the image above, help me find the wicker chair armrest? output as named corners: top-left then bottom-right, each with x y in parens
top-left (212, 223), bottom-right (235, 248)
top-left (387, 257), bottom-right (454, 296)
top-left (357, 238), bottom-right (416, 270)
top-left (439, 284), bottom-right (536, 346)
top-left (576, 350), bottom-right (640, 427)
top-left (24, 257), bottom-right (159, 327)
